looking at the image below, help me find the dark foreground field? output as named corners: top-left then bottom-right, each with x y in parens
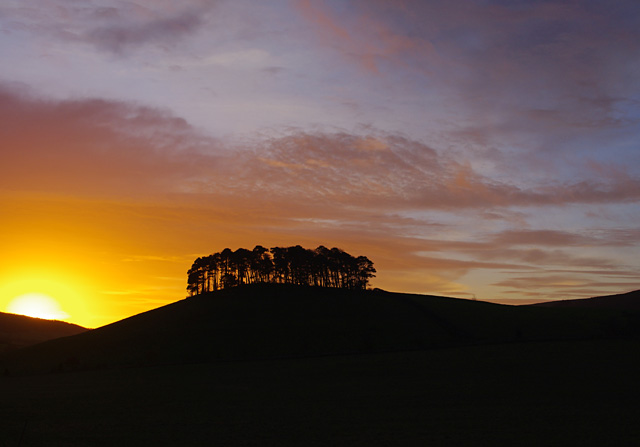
top-left (2, 286), bottom-right (639, 445)
top-left (2, 338), bottom-right (639, 446)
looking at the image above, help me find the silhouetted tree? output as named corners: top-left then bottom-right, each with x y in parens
top-left (356, 256), bottom-right (376, 289)
top-left (270, 246), bottom-right (289, 284)
top-left (252, 245), bottom-right (273, 283)
top-left (186, 260), bottom-right (203, 296)
top-left (207, 253), bottom-right (221, 291)
top-left (187, 244), bottom-right (375, 295)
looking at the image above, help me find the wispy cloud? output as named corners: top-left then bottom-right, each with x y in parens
top-left (87, 9), bottom-right (206, 55)
top-left (3, 84), bottom-right (639, 217)
top-left (0, 84), bottom-right (223, 197)
top-left (0, 1), bottom-right (216, 55)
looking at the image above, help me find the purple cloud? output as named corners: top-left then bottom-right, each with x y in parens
top-left (87, 8), bottom-right (207, 55)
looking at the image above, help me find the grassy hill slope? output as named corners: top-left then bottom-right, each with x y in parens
top-left (1, 284), bottom-right (638, 375)
top-left (531, 289), bottom-right (640, 311)
top-left (0, 312), bottom-right (87, 354)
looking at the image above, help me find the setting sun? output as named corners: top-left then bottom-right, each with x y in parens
top-left (7, 292), bottom-right (70, 320)
top-left (0, 268), bottom-right (99, 327)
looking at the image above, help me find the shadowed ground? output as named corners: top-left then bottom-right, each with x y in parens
top-left (1, 285), bottom-right (639, 445)
top-left (2, 285), bottom-right (638, 375)
top-left (1, 338), bottom-right (639, 446)
top-left (0, 312), bottom-right (86, 354)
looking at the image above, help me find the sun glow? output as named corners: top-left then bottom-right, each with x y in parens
top-left (0, 266), bottom-right (96, 326)
top-left (7, 292), bottom-right (70, 320)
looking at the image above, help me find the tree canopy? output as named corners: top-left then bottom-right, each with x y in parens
top-left (187, 245), bottom-right (376, 296)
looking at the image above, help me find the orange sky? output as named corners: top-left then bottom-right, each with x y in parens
top-left (1, 1), bottom-right (639, 328)
top-left (1, 188), bottom-right (482, 327)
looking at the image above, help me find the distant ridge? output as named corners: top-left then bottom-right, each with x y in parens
top-left (0, 311), bottom-right (87, 354)
top-left (531, 290), bottom-right (640, 311)
top-left (2, 284), bottom-right (639, 375)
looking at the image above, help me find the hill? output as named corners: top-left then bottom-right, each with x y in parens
top-left (531, 289), bottom-right (640, 311)
top-left (0, 311), bottom-right (87, 354)
top-left (2, 285), bottom-right (640, 445)
top-left (2, 284), bottom-right (638, 375)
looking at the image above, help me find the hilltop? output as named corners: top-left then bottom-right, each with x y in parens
top-left (532, 289), bottom-right (640, 311)
top-left (0, 311), bottom-right (87, 354)
top-left (2, 284), bottom-right (638, 375)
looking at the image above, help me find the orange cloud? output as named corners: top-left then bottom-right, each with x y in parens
top-left (294, 0), bottom-right (437, 74)
top-left (0, 85), bottom-right (224, 198)
top-left (4, 85), bottom-right (639, 212)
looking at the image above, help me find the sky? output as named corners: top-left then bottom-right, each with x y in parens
top-left (1, 0), bottom-right (639, 328)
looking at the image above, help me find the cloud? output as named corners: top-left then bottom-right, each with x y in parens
top-left (0, 84), bottom-right (223, 197)
top-left (5, 82), bottom-right (638, 212)
top-left (492, 274), bottom-right (640, 296)
top-left (294, 0), bottom-right (640, 174)
top-left (3, 82), bottom-right (640, 222)
top-left (294, 0), bottom-right (438, 74)
top-left (230, 130), bottom-right (640, 211)
top-left (492, 230), bottom-right (612, 248)
top-left (87, 9), bottom-right (206, 55)
top-left (0, 1), bottom-right (215, 55)
top-left (2, 83), bottom-right (638, 305)
top-left (199, 49), bottom-right (271, 68)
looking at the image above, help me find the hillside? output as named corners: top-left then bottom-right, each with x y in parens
top-left (1, 285), bottom-right (640, 445)
top-left (0, 311), bottom-right (87, 354)
top-left (2, 284), bottom-right (638, 375)
top-left (531, 289), bottom-right (640, 311)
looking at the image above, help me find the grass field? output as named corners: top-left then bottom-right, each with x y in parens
top-left (2, 338), bottom-right (639, 446)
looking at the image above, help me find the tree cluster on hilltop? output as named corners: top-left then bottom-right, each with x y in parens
top-left (187, 245), bottom-right (376, 296)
